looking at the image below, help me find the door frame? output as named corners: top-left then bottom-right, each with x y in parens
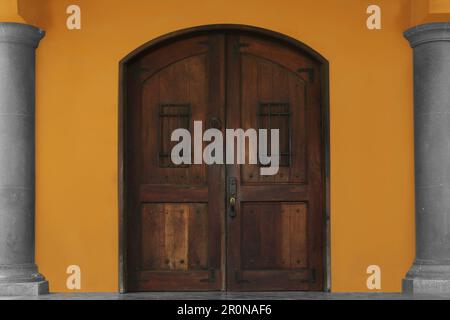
top-left (118, 24), bottom-right (331, 293)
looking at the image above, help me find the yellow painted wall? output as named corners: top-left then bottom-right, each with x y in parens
top-left (14, 0), bottom-right (417, 292)
top-left (430, 0), bottom-right (450, 12)
top-left (0, 0), bottom-right (24, 22)
top-left (411, 0), bottom-right (450, 25)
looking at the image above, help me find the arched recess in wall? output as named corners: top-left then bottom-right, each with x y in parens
top-left (118, 24), bottom-right (330, 293)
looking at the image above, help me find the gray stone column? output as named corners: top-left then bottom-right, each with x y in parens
top-left (403, 22), bottom-right (450, 294)
top-left (0, 23), bottom-right (48, 295)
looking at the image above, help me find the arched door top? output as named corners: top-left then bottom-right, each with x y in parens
top-left (120, 24), bottom-right (328, 67)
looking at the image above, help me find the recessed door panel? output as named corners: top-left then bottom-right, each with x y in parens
top-left (241, 203), bottom-right (308, 270)
top-left (140, 203), bottom-right (208, 271)
top-left (240, 54), bottom-right (307, 185)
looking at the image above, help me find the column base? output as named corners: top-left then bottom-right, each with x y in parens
top-left (403, 260), bottom-right (450, 294)
top-left (0, 280), bottom-right (48, 296)
top-left (0, 264), bottom-right (49, 296)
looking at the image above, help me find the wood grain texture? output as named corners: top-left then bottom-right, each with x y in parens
top-left (125, 33), bottom-right (224, 291)
top-left (124, 28), bottom-right (326, 292)
top-left (226, 33), bottom-right (324, 291)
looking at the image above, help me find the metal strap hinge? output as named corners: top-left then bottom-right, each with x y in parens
top-left (200, 268), bottom-right (216, 283)
top-left (297, 67), bottom-right (315, 83)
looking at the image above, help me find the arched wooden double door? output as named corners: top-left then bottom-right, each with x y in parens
top-left (122, 26), bottom-right (328, 292)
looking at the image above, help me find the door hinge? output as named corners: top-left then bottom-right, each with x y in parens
top-left (234, 42), bottom-right (250, 53)
top-left (237, 42), bottom-right (250, 48)
top-left (200, 268), bottom-right (216, 283)
top-left (297, 68), bottom-right (315, 83)
top-left (290, 268), bottom-right (317, 283)
top-left (310, 268), bottom-right (316, 283)
top-left (198, 40), bottom-right (213, 48)
top-left (235, 270), bottom-right (249, 284)
top-left (133, 67), bottom-right (152, 83)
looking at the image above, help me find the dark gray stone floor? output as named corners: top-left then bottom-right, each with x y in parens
top-left (2, 292), bottom-right (450, 300)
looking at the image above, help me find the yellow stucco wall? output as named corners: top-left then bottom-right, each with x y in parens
top-left (11, 0), bottom-right (422, 292)
top-left (430, 0), bottom-right (450, 12)
top-left (0, 0), bottom-right (24, 22)
top-left (411, 0), bottom-right (450, 24)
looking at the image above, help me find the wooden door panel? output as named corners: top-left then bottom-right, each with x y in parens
top-left (240, 54), bottom-right (307, 184)
top-left (136, 270), bottom-right (219, 291)
top-left (236, 270), bottom-right (314, 291)
top-left (141, 54), bottom-right (208, 185)
top-left (233, 202), bottom-right (315, 291)
top-left (241, 203), bottom-right (308, 270)
top-left (140, 203), bottom-right (208, 271)
top-left (226, 34), bottom-right (324, 291)
top-left (126, 33), bottom-right (225, 291)
top-left (139, 184), bottom-right (209, 202)
top-left (239, 185), bottom-right (309, 202)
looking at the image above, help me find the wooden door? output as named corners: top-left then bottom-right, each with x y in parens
top-left (124, 28), bottom-right (326, 292)
top-left (225, 34), bottom-right (325, 291)
top-left (124, 33), bottom-right (226, 291)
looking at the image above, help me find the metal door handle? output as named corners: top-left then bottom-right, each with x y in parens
top-left (228, 177), bottom-right (237, 218)
top-left (229, 196), bottom-right (236, 217)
